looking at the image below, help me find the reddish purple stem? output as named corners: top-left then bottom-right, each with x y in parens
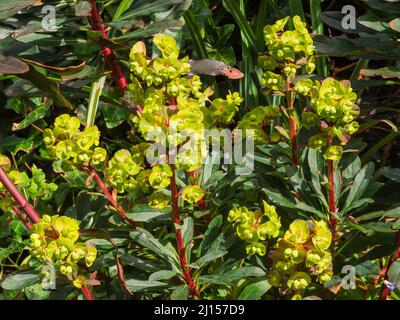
top-left (0, 166), bottom-right (40, 224)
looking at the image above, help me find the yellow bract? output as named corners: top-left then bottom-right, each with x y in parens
top-left (29, 215), bottom-right (97, 288)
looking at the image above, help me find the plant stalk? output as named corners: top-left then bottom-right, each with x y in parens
top-left (289, 116), bottom-right (298, 166)
top-left (327, 139), bottom-right (337, 241)
top-left (88, 0), bottom-right (127, 94)
top-left (0, 166), bottom-right (40, 224)
top-left (169, 164), bottom-right (201, 298)
top-left (328, 158), bottom-right (337, 241)
top-left (286, 79), bottom-right (299, 167)
top-left (85, 166), bottom-right (136, 227)
top-left (81, 284), bottom-right (95, 300)
top-left (12, 206), bottom-right (32, 230)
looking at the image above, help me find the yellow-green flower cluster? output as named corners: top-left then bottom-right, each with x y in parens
top-left (237, 105), bottom-right (281, 143)
top-left (267, 219), bottom-right (333, 296)
top-left (148, 191), bottom-right (170, 209)
top-left (0, 154), bottom-right (11, 171)
top-left (0, 161), bottom-right (26, 212)
top-left (259, 16), bottom-right (315, 95)
top-left (228, 200), bottom-right (282, 256)
top-left (206, 90), bottom-right (243, 127)
top-left (105, 148), bottom-right (143, 193)
top-left (148, 164), bottom-right (172, 190)
top-left (29, 215), bottom-right (97, 288)
top-left (0, 155), bottom-right (57, 212)
top-left (128, 34), bottom-right (241, 172)
top-left (129, 35), bottom-right (191, 88)
top-left (43, 114), bottom-right (107, 169)
top-left (295, 78), bottom-right (359, 160)
top-left (104, 143), bottom-right (157, 195)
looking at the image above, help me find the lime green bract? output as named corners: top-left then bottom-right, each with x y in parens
top-left (29, 215), bottom-right (97, 288)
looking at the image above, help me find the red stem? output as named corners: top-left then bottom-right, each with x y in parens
top-left (0, 166), bottom-right (40, 224)
top-left (81, 285), bottom-right (94, 301)
top-left (88, 0), bottom-right (127, 94)
top-left (12, 206), bottom-right (32, 230)
top-left (286, 79), bottom-right (298, 167)
top-left (289, 116), bottom-right (298, 167)
top-left (327, 138), bottom-right (337, 243)
top-left (380, 231), bottom-right (400, 299)
top-left (170, 164), bottom-right (201, 298)
top-left (322, 155), bottom-right (337, 301)
top-left (328, 159), bottom-right (336, 213)
top-left (85, 166), bottom-right (136, 227)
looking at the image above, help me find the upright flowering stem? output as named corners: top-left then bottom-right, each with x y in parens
top-left (169, 164), bottom-right (201, 298)
top-left (289, 117), bottom-right (298, 166)
top-left (380, 231), bottom-right (400, 299)
top-left (328, 160), bottom-right (336, 213)
top-left (88, 0), bottom-right (127, 94)
top-left (0, 166), bottom-right (40, 224)
top-left (286, 79), bottom-right (299, 167)
top-left (327, 138), bottom-right (337, 243)
top-left (323, 155), bottom-right (336, 301)
top-left (81, 284), bottom-right (94, 301)
top-left (12, 206), bottom-right (32, 230)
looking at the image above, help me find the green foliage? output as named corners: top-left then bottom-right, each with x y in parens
top-left (0, 0), bottom-right (399, 302)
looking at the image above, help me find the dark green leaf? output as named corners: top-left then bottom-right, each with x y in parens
top-left (1, 271), bottom-right (40, 291)
top-left (237, 278), bottom-right (271, 300)
top-left (262, 187), bottom-right (295, 209)
top-left (190, 234), bottom-right (227, 269)
top-left (125, 279), bottom-right (168, 292)
top-left (344, 163), bottom-right (375, 209)
top-left (199, 266), bottom-right (265, 285)
top-left (0, 0), bottom-right (35, 20)
top-left (130, 229), bottom-right (180, 272)
top-left (149, 270), bottom-right (177, 282)
top-left (99, 104), bottom-right (129, 128)
top-left (12, 99), bottom-right (52, 131)
top-left (200, 215), bottom-right (223, 255)
top-left (125, 205), bottom-right (169, 222)
top-left (170, 285), bottom-right (189, 300)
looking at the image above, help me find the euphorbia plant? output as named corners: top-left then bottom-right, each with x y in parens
top-left (228, 200), bottom-right (333, 299)
top-left (295, 77), bottom-right (359, 239)
top-left (38, 33), bottom-right (244, 298)
top-left (258, 15), bottom-right (316, 166)
top-left (251, 16), bottom-right (360, 241)
top-left (225, 16), bottom-right (364, 299)
top-left (125, 33), bottom-right (243, 297)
